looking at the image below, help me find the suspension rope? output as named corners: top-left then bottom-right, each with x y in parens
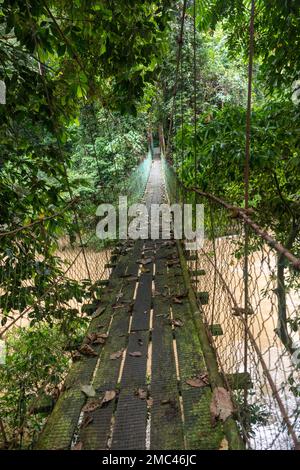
top-left (243, 0), bottom-right (256, 418)
top-left (166, 0), bottom-right (188, 157)
top-left (192, 0), bottom-right (199, 285)
top-left (244, 0), bottom-right (255, 210)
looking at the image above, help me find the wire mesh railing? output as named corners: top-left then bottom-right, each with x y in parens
top-left (163, 155), bottom-right (300, 450)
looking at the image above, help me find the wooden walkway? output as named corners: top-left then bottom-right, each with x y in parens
top-left (37, 154), bottom-right (226, 450)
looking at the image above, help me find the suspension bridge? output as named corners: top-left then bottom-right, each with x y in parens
top-left (30, 145), bottom-right (299, 451)
top-left (1, 0), bottom-right (300, 454)
top-left (35, 150), bottom-right (240, 450)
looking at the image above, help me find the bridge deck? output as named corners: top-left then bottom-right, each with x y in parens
top-left (37, 156), bottom-right (225, 450)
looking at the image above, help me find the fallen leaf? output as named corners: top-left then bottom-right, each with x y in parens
top-left (186, 374), bottom-right (209, 388)
top-left (86, 332), bottom-right (98, 343)
top-left (91, 333), bottom-right (109, 345)
top-left (72, 441), bottom-right (83, 451)
top-left (80, 415), bottom-right (93, 429)
top-left (210, 387), bottom-right (234, 422)
top-left (129, 351), bottom-right (142, 357)
top-left (110, 349), bottom-right (124, 360)
top-left (141, 266), bottom-right (150, 273)
top-left (137, 258), bottom-right (152, 265)
top-left (92, 306), bottom-right (106, 319)
top-left (102, 390), bottom-right (116, 404)
top-left (219, 437), bottom-right (229, 450)
top-left (171, 319), bottom-right (184, 328)
top-left (72, 351), bottom-right (81, 362)
top-left (92, 337), bottom-right (106, 345)
top-left (173, 297), bottom-right (183, 304)
top-left (79, 344), bottom-right (98, 357)
top-left (135, 388), bottom-right (147, 400)
top-left (147, 398), bottom-right (153, 407)
top-left (81, 384), bottom-right (96, 398)
top-left (82, 399), bottom-right (103, 413)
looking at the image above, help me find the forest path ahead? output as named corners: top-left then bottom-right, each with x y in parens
top-left (37, 152), bottom-right (225, 450)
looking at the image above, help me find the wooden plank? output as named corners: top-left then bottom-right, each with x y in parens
top-left (79, 401), bottom-right (115, 450)
top-left (120, 331), bottom-right (149, 389)
top-left (181, 388), bottom-right (223, 449)
top-left (171, 269), bottom-right (223, 450)
top-left (111, 390), bottom-right (147, 450)
top-left (151, 272), bottom-right (184, 450)
top-left (131, 271), bottom-right (152, 331)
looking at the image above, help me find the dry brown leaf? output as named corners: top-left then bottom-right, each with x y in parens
top-left (82, 399), bottom-right (103, 413)
top-left (86, 332), bottom-right (97, 343)
top-left (92, 337), bottom-right (106, 345)
top-left (219, 437), bottom-right (229, 450)
top-left (72, 351), bottom-right (81, 362)
top-left (92, 306), bottom-right (106, 319)
top-left (92, 333), bottom-right (109, 344)
top-left (129, 351), bottom-right (142, 357)
top-left (136, 388), bottom-right (147, 400)
top-left (72, 441), bottom-right (83, 451)
top-left (80, 415), bottom-right (93, 429)
top-left (171, 319), bottom-right (184, 328)
top-left (141, 266), bottom-right (150, 273)
top-left (137, 257), bottom-right (152, 265)
top-left (186, 374), bottom-right (209, 388)
top-left (210, 387), bottom-right (234, 422)
top-left (110, 349), bottom-right (124, 360)
top-left (79, 344), bottom-right (98, 357)
top-left (147, 398), bottom-right (153, 407)
top-left (102, 390), bottom-right (116, 404)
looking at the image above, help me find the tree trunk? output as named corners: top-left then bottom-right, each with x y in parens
top-left (275, 221), bottom-right (299, 354)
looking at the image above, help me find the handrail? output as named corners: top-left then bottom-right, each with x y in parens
top-left (161, 154), bottom-right (300, 271)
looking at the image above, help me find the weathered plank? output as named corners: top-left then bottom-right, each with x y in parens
top-left (172, 267), bottom-right (223, 450)
top-left (120, 331), bottom-right (149, 389)
top-left (131, 271), bottom-right (153, 331)
top-left (111, 390), bottom-right (147, 450)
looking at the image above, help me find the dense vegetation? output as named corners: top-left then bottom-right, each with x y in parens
top-left (0, 0), bottom-right (299, 448)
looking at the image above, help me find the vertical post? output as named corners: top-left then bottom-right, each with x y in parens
top-left (243, 0), bottom-right (255, 428)
top-left (193, 0), bottom-right (198, 288)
